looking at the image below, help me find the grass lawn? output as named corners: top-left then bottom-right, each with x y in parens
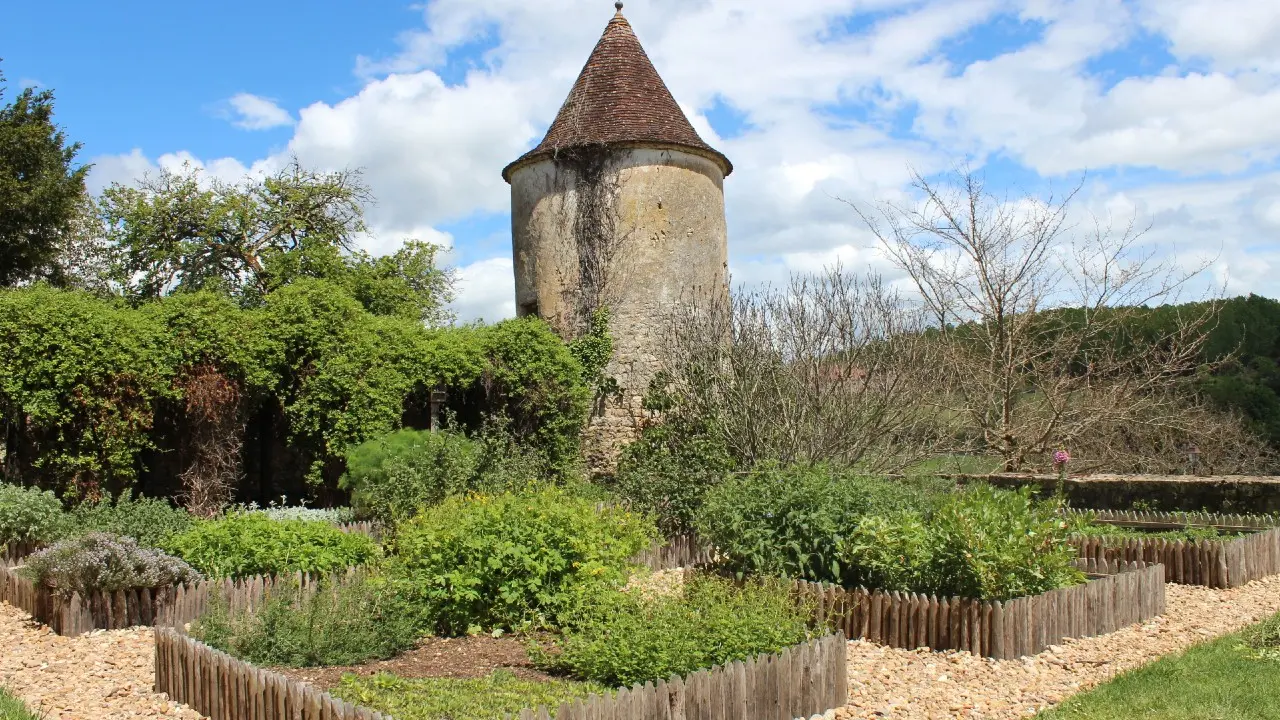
top-left (331, 670), bottom-right (608, 720)
top-left (905, 454), bottom-right (1003, 476)
top-left (1038, 616), bottom-right (1280, 720)
top-left (0, 688), bottom-right (40, 720)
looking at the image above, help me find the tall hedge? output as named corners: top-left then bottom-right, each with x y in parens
top-left (0, 286), bottom-right (174, 498)
top-left (0, 283), bottom-right (588, 501)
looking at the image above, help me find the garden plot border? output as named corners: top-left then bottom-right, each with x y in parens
top-left (0, 526), bottom-right (705, 638)
top-left (631, 533), bottom-right (713, 571)
top-left (155, 628), bottom-right (391, 720)
top-left (0, 554), bottom-right (364, 636)
top-left (154, 625), bottom-right (848, 720)
top-left (1, 541), bottom-right (41, 564)
top-left (1067, 509), bottom-right (1280, 588)
top-left (790, 560), bottom-right (1165, 661)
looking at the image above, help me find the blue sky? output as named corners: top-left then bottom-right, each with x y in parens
top-left (4, 0), bottom-right (1279, 320)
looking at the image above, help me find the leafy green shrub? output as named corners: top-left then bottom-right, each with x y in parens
top-left (840, 486), bottom-right (1084, 600)
top-left (924, 486), bottom-right (1083, 599)
top-left (384, 487), bottom-right (656, 635)
top-left (0, 687), bottom-right (41, 720)
top-left (191, 575), bottom-right (415, 667)
top-left (64, 491), bottom-right (194, 548)
top-left (538, 575), bottom-right (813, 688)
top-left (164, 513), bottom-right (380, 578)
top-left (0, 284), bottom-right (589, 504)
top-left (0, 482), bottom-right (65, 546)
top-left (838, 512), bottom-right (933, 591)
top-left (0, 287), bottom-right (177, 498)
top-left (21, 532), bottom-right (201, 596)
top-left (695, 464), bottom-right (885, 582)
top-left (334, 671), bottom-right (605, 720)
top-left (343, 429), bottom-right (486, 524)
top-left (340, 426), bottom-right (551, 524)
top-left (613, 415), bottom-right (734, 534)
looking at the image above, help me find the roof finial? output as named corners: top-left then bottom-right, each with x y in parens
top-left (614, 1), bottom-right (624, 13)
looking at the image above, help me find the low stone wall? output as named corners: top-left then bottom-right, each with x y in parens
top-left (950, 473), bottom-right (1280, 513)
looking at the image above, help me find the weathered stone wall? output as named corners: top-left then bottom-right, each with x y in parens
top-left (950, 473), bottom-right (1280, 513)
top-left (509, 145), bottom-right (729, 470)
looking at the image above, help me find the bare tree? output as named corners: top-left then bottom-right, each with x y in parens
top-left (849, 167), bottom-right (1238, 472)
top-left (654, 265), bottom-right (945, 470)
top-left (1070, 394), bottom-right (1275, 475)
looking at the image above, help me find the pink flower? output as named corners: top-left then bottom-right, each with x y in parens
top-left (1053, 449), bottom-right (1070, 465)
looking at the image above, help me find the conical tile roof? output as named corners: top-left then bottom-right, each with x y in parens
top-left (502, 6), bottom-right (732, 181)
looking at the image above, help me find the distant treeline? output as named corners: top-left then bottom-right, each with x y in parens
top-left (1083, 294), bottom-right (1280, 451)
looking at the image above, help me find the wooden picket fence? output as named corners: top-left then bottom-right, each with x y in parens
top-left (155, 626), bottom-right (847, 720)
top-left (791, 560), bottom-right (1165, 660)
top-left (1067, 508), bottom-right (1280, 532)
top-left (155, 628), bottom-right (393, 720)
top-left (1, 540), bottom-right (42, 564)
top-left (1073, 526), bottom-right (1280, 588)
top-left (1064, 508), bottom-right (1280, 588)
top-left (0, 554), bottom-right (40, 621)
top-left (0, 552), bottom-right (362, 636)
top-left (631, 533), bottom-right (714, 572)
top-left (511, 633), bottom-right (847, 720)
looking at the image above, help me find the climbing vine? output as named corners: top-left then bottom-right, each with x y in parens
top-left (550, 144), bottom-right (628, 341)
top-left (0, 282), bottom-right (591, 504)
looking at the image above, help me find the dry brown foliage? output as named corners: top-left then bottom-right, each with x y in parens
top-left (849, 167), bottom-right (1272, 473)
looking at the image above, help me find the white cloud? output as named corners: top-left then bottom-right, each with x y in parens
top-left (894, 0), bottom-right (1280, 176)
top-left (1137, 0), bottom-right (1280, 73)
top-left (452, 256), bottom-right (515, 322)
top-left (225, 93), bottom-right (294, 130)
top-left (1081, 173), bottom-right (1280, 300)
top-left (86, 148), bottom-right (155, 193)
top-left (285, 71), bottom-right (537, 231)
top-left (79, 0), bottom-right (1280, 321)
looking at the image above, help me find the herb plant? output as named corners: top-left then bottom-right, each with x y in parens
top-left (21, 532), bottom-right (201, 596)
top-left (191, 574), bottom-right (415, 667)
top-left (163, 512), bottom-right (380, 578)
top-left (0, 482), bottom-right (65, 546)
top-left (383, 487), bottom-right (656, 635)
top-left (538, 574), bottom-right (814, 688)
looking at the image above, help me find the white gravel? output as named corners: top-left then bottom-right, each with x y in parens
top-left (0, 602), bottom-right (204, 720)
top-left (832, 574), bottom-right (1280, 719)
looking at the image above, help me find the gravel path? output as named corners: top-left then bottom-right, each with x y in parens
top-left (832, 574), bottom-right (1280, 719)
top-left (0, 603), bottom-right (204, 720)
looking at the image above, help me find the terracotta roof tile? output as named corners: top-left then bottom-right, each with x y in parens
top-left (503, 8), bottom-right (732, 181)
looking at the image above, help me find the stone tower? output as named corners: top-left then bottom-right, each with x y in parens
top-left (503, 3), bottom-right (732, 462)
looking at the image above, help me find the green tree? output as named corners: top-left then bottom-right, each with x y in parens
top-left (0, 67), bottom-right (90, 286)
top-left (101, 160), bottom-right (454, 322)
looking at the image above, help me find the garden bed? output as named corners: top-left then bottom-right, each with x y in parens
top-left (155, 626), bottom-right (848, 720)
top-left (271, 633), bottom-right (555, 691)
top-left (792, 560), bottom-right (1165, 660)
top-left (1068, 509), bottom-right (1280, 588)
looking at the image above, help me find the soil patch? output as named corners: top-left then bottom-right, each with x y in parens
top-left (273, 634), bottom-right (559, 692)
